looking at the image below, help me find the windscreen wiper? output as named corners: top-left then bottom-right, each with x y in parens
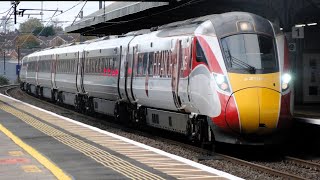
top-left (230, 56), bottom-right (256, 74)
top-left (223, 48), bottom-right (256, 74)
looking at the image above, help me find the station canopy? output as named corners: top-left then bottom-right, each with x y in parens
top-left (65, 0), bottom-right (320, 36)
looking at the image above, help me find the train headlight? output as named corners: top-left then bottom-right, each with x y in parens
top-left (281, 73), bottom-right (292, 91)
top-left (214, 74), bottom-right (230, 92)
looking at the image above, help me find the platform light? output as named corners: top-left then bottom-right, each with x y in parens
top-left (307, 23), bottom-right (317, 26)
top-left (295, 24), bottom-right (306, 27)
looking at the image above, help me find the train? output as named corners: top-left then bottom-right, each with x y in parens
top-left (19, 12), bottom-right (294, 145)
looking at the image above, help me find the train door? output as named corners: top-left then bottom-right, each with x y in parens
top-left (172, 39), bottom-right (183, 109)
top-left (126, 45), bottom-right (137, 103)
top-left (51, 54), bottom-right (57, 89)
top-left (50, 54), bottom-right (53, 88)
top-left (76, 51), bottom-right (83, 93)
top-left (177, 37), bottom-right (193, 110)
top-left (36, 55), bottom-right (39, 85)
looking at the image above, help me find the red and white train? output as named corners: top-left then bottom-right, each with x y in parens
top-left (20, 12), bottom-right (294, 145)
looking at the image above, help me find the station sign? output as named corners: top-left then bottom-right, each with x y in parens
top-left (292, 27), bottom-right (304, 39)
top-left (288, 43), bottom-right (296, 52)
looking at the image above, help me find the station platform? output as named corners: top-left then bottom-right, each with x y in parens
top-left (0, 93), bottom-right (241, 180)
top-left (293, 104), bottom-right (320, 125)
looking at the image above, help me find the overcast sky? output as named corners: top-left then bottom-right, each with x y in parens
top-left (0, 1), bottom-right (114, 31)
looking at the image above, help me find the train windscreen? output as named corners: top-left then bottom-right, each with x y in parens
top-left (221, 34), bottom-right (278, 74)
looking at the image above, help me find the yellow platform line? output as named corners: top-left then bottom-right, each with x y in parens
top-left (0, 123), bottom-right (71, 180)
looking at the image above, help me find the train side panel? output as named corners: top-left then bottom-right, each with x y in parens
top-left (129, 33), bottom-right (178, 111)
top-left (83, 36), bottom-right (134, 101)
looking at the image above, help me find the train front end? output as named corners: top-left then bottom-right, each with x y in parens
top-left (195, 12), bottom-right (294, 144)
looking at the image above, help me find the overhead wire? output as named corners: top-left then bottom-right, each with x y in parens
top-left (51, 1), bottom-right (85, 19)
top-left (71, 0), bottom-right (87, 26)
top-left (0, 7), bottom-right (12, 15)
top-left (0, 5), bottom-right (15, 49)
top-left (0, 1), bottom-right (86, 55)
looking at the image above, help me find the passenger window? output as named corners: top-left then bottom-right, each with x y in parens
top-left (137, 53), bottom-right (144, 76)
top-left (143, 53), bottom-right (148, 75)
top-left (148, 52), bottom-right (154, 76)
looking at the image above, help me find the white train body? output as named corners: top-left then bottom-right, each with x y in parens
top-left (20, 12), bottom-right (294, 145)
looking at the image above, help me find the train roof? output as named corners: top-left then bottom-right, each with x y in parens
top-left (25, 11), bottom-right (274, 58)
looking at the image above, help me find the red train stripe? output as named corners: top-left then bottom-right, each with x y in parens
top-left (197, 36), bottom-right (223, 74)
top-left (283, 37), bottom-right (290, 72)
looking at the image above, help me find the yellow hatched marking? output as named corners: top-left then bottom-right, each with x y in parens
top-left (9, 151), bottom-right (24, 156)
top-left (0, 124), bottom-right (70, 180)
top-left (0, 103), bottom-right (164, 180)
top-left (22, 165), bottom-right (42, 173)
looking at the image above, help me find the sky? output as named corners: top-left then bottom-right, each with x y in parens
top-left (0, 1), bottom-right (114, 31)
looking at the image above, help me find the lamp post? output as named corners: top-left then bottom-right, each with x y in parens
top-left (17, 46), bottom-right (20, 82)
top-left (3, 49), bottom-right (5, 75)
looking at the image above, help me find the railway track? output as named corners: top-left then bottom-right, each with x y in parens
top-left (2, 85), bottom-right (320, 180)
top-left (0, 84), bottom-right (19, 94)
top-left (155, 136), bottom-right (317, 180)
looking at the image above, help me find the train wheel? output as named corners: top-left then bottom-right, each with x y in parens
top-left (35, 86), bottom-right (40, 98)
top-left (85, 96), bottom-right (94, 116)
top-left (51, 89), bottom-right (56, 102)
top-left (74, 95), bottom-right (80, 112)
top-left (114, 101), bottom-right (129, 124)
top-left (40, 87), bottom-right (44, 99)
top-left (56, 92), bottom-right (63, 105)
top-left (194, 116), bottom-right (215, 149)
top-left (20, 82), bottom-right (24, 90)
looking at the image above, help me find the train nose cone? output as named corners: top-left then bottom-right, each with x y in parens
top-left (230, 88), bottom-right (281, 134)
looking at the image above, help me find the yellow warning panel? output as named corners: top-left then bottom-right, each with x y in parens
top-left (22, 165), bottom-right (42, 173)
top-left (9, 151), bottom-right (24, 156)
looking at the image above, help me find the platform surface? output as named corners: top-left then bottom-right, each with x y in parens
top-left (0, 93), bottom-right (241, 180)
top-left (294, 104), bottom-right (320, 125)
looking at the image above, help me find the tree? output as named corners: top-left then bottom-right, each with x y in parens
top-left (51, 18), bottom-right (64, 33)
top-left (0, 75), bottom-right (9, 85)
top-left (16, 34), bottom-right (40, 49)
top-left (32, 25), bottom-right (55, 37)
top-left (19, 18), bottom-right (43, 33)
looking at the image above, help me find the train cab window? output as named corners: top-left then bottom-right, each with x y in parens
top-left (196, 40), bottom-right (208, 65)
top-left (221, 34), bottom-right (278, 73)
